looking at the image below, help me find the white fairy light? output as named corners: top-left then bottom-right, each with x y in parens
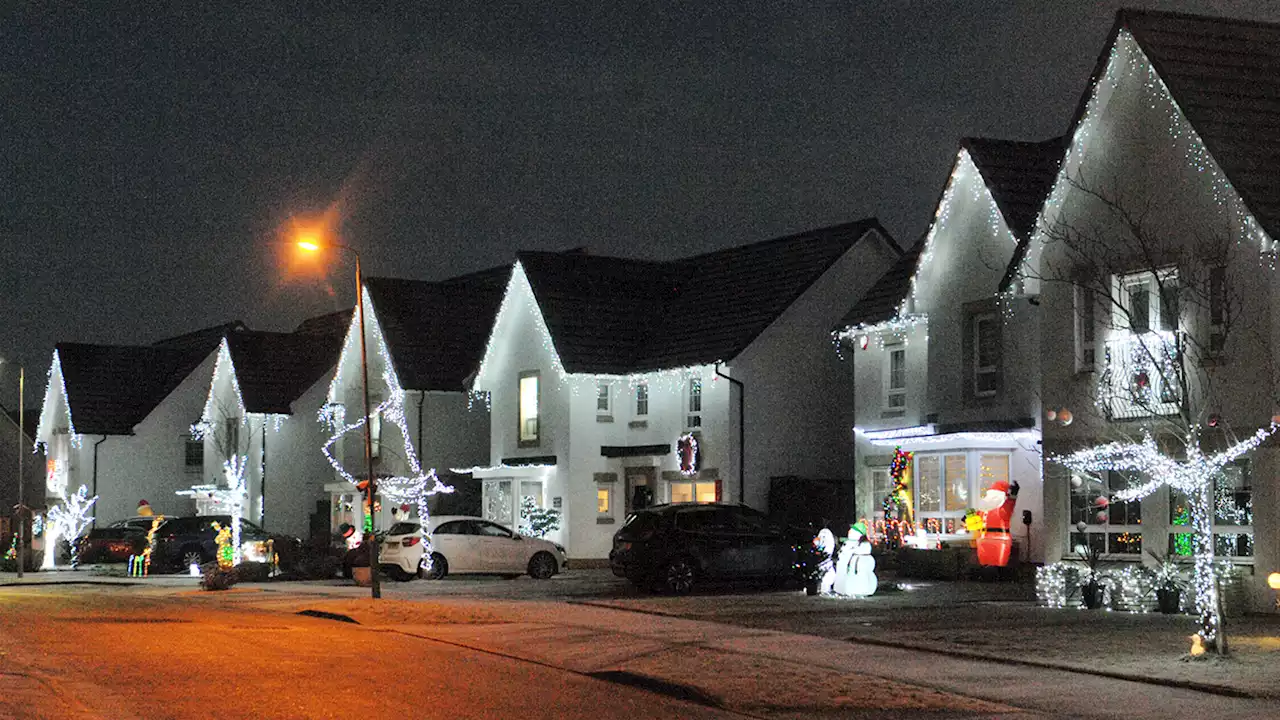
top-left (34, 349), bottom-right (81, 452)
top-left (46, 484), bottom-right (97, 568)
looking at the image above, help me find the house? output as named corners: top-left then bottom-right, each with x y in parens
top-left (834, 137), bottom-right (1063, 564)
top-left (189, 320), bottom-right (346, 540)
top-left (1015, 10), bottom-right (1280, 610)
top-left (33, 322), bottom-right (241, 527)
top-left (320, 267), bottom-right (508, 536)
top-left (470, 220), bottom-right (900, 561)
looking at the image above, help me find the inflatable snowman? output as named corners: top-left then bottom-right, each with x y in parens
top-left (814, 528), bottom-right (837, 595)
top-left (834, 521), bottom-right (878, 597)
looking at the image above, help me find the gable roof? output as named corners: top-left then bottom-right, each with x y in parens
top-left (963, 136), bottom-right (1067, 242)
top-left (1119, 9), bottom-right (1280, 241)
top-left (365, 265), bottom-right (512, 392)
top-left (834, 238), bottom-right (925, 330)
top-left (518, 219), bottom-right (893, 375)
top-left (294, 309), bottom-right (353, 337)
top-left (225, 330), bottom-right (345, 415)
top-left (56, 341), bottom-right (215, 436)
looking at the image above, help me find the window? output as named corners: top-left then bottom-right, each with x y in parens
top-left (597, 486), bottom-right (612, 517)
top-left (869, 467), bottom-right (892, 516)
top-left (518, 372), bottom-right (540, 446)
top-left (1169, 461), bottom-right (1252, 558)
top-left (1209, 266), bottom-right (1227, 354)
top-left (1115, 270), bottom-right (1177, 334)
top-left (483, 479), bottom-right (514, 525)
top-left (476, 521), bottom-right (512, 538)
top-left (635, 381), bottom-right (649, 417)
top-left (885, 346), bottom-right (906, 409)
top-left (223, 417), bottom-right (240, 455)
top-left (1070, 471), bottom-right (1142, 555)
top-left (669, 480), bottom-right (718, 504)
top-left (972, 313), bottom-right (999, 397)
top-left (1074, 284), bottom-right (1096, 371)
top-left (686, 377), bottom-right (702, 428)
top-left (184, 439), bottom-right (203, 472)
top-left (368, 396), bottom-right (383, 458)
top-left (914, 453), bottom-right (968, 534)
top-left (596, 380), bottom-right (611, 415)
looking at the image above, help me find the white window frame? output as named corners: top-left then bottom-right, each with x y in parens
top-left (518, 372), bottom-right (540, 447)
top-left (635, 381), bottom-right (649, 417)
top-left (914, 450), bottom-right (1012, 538)
top-left (1168, 461), bottom-right (1253, 561)
top-left (686, 377), bottom-right (702, 429)
top-left (596, 380), bottom-right (612, 416)
top-left (884, 345), bottom-right (906, 411)
top-left (668, 479), bottom-right (718, 504)
top-left (1069, 470), bottom-right (1144, 557)
top-left (1074, 283), bottom-right (1096, 372)
top-left (1114, 269), bottom-right (1178, 335)
top-left (972, 313), bottom-right (999, 398)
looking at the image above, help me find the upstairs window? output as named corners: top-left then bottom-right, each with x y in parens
top-left (635, 381), bottom-right (649, 417)
top-left (184, 438), bottom-right (203, 473)
top-left (885, 346), bottom-right (906, 410)
top-left (368, 394), bottom-right (383, 458)
top-left (1208, 266), bottom-right (1227, 354)
top-left (1074, 284), bottom-right (1096, 372)
top-left (686, 377), bottom-right (702, 428)
top-left (223, 417), bottom-right (240, 456)
top-left (596, 380), bottom-right (611, 415)
top-left (518, 371), bottom-right (540, 447)
top-left (1115, 270), bottom-right (1177, 334)
top-left (972, 313), bottom-right (1000, 397)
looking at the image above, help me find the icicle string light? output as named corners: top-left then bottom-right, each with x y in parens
top-left (33, 349), bottom-right (81, 452)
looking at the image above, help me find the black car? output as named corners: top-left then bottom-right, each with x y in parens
top-left (75, 517), bottom-right (157, 564)
top-left (609, 503), bottom-right (809, 593)
top-left (151, 515), bottom-right (282, 571)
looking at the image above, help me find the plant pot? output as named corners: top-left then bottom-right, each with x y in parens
top-left (1156, 587), bottom-right (1182, 614)
top-left (1081, 581), bottom-right (1105, 609)
top-left (352, 566), bottom-right (372, 587)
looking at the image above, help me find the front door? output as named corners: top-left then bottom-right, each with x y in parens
top-left (624, 466), bottom-right (656, 514)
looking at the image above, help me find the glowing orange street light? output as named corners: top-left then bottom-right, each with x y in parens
top-left (288, 226), bottom-right (380, 600)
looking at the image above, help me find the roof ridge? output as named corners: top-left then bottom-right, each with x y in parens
top-left (1117, 7), bottom-right (1280, 32)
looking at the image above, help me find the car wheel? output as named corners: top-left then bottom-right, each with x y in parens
top-left (426, 553), bottom-right (448, 580)
top-left (661, 557), bottom-right (696, 594)
top-left (528, 552), bottom-right (557, 580)
top-left (181, 547), bottom-right (207, 570)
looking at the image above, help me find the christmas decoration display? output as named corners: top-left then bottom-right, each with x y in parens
top-left (127, 515), bottom-right (165, 577)
top-left (814, 528), bottom-right (837, 595)
top-left (211, 521), bottom-right (234, 569)
top-left (833, 522), bottom-right (877, 597)
top-left (1055, 424), bottom-right (1276, 654)
top-left (136, 500), bottom-right (154, 517)
top-left (518, 496), bottom-right (561, 538)
top-left (974, 480), bottom-right (1019, 567)
top-left (33, 349), bottom-right (82, 452)
top-left (676, 433), bottom-right (698, 476)
top-left (877, 447), bottom-right (915, 548)
top-left (320, 294), bottom-right (452, 548)
top-left (46, 485), bottom-right (97, 568)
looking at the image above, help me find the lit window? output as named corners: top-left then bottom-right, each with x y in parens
top-left (1169, 461), bottom-right (1252, 558)
top-left (597, 487), bottom-right (612, 517)
top-left (669, 481), bottom-right (717, 504)
top-left (686, 377), bottom-right (702, 428)
top-left (518, 372), bottom-right (539, 446)
top-left (596, 380), bottom-right (611, 414)
top-left (1114, 269), bottom-right (1178, 334)
top-left (886, 347), bottom-right (906, 409)
top-left (1070, 470), bottom-right (1142, 555)
top-left (635, 381), bottom-right (649, 417)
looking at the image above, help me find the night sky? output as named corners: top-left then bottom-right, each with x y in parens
top-left (4, 1), bottom-right (1279, 408)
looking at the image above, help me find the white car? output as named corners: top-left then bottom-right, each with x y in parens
top-left (377, 521), bottom-right (426, 581)
top-left (425, 516), bottom-right (567, 580)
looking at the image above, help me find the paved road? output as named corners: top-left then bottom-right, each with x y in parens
top-left (2, 577), bottom-right (1278, 719)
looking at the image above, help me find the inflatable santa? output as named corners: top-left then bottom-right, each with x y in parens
top-left (975, 480), bottom-right (1019, 567)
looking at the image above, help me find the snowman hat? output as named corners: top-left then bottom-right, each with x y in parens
top-left (987, 481), bottom-right (1010, 494)
top-left (849, 521), bottom-right (868, 538)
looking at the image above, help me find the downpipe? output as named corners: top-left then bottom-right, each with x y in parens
top-left (714, 363), bottom-right (745, 505)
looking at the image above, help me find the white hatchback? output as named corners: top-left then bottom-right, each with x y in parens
top-left (378, 521), bottom-right (426, 581)
top-left (425, 516), bottom-right (567, 580)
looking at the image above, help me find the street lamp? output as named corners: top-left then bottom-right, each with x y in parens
top-left (296, 237), bottom-right (380, 600)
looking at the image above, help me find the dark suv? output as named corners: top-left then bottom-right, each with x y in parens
top-left (609, 503), bottom-right (807, 593)
top-left (151, 516), bottom-right (280, 571)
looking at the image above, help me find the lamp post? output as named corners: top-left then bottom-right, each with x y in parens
top-left (297, 237), bottom-right (380, 600)
top-left (16, 365), bottom-right (23, 579)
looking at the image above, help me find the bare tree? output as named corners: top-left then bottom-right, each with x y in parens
top-left (1024, 175), bottom-right (1276, 656)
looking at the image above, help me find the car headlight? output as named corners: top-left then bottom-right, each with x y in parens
top-left (553, 543), bottom-right (566, 554)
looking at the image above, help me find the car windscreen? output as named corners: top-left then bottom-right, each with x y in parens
top-left (388, 522), bottom-right (420, 535)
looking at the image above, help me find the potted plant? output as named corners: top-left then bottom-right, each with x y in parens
top-left (1075, 544), bottom-right (1106, 609)
top-left (1147, 550), bottom-right (1185, 614)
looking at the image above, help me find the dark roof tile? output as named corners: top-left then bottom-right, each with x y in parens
top-left (57, 341), bottom-right (214, 436)
top-left (835, 239), bottom-right (925, 330)
top-left (225, 331), bottom-right (344, 415)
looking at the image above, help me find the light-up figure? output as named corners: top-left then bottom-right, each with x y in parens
top-left (814, 529), bottom-right (837, 595)
top-left (834, 521), bottom-right (877, 597)
top-left (975, 480), bottom-right (1019, 567)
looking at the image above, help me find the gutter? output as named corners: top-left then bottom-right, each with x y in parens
top-left (713, 363), bottom-right (745, 504)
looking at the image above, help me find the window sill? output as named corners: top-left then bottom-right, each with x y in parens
top-left (596, 415), bottom-right (614, 423)
top-left (629, 420), bottom-right (648, 430)
top-left (596, 517), bottom-right (616, 525)
top-left (880, 409), bottom-right (905, 419)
